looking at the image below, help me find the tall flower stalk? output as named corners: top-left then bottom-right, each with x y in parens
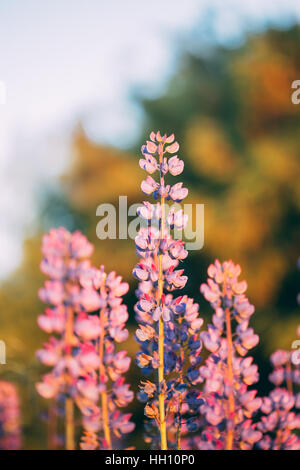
top-left (134, 131), bottom-right (203, 449)
top-left (257, 339), bottom-right (300, 450)
top-left (257, 267), bottom-right (300, 453)
top-left (37, 229), bottom-right (134, 450)
top-left (157, 137), bottom-right (167, 449)
top-left (36, 227), bottom-right (94, 450)
top-left (76, 266), bottom-right (135, 450)
top-left (198, 260), bottom-right (262, 450)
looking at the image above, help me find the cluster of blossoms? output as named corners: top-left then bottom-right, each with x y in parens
top-left (76, 266), bottom-right (135, 450)
top-left (136, 293), bottom-right (205, 449)
top-left (36, 228), bottom-right (94, 449)
top-left (0, 381), bottom-right (21, 450)
top-left (34, 135), bottom-right (300, 452)
top-left (257, 326), bottom-right (300, 449)
top-left (134, 132), bottom-right (204, 449)
top-left (36, 228), bottom-right (134, 449)
top-left (195, 260), bottom-right (262, 450)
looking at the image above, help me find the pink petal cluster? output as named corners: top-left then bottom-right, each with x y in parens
top-left (33, 154), bottom-right (300, 452)
top-left (76, 266), bottom-right (135, 450)
top-left (257, 325), bottom-right (300, 450)
top-left (36, 228), bottom-right (134, 450)
top-left (36, 228), bottom-right (94, 405)
top-left (135, 132), bottom-right (204, 449)
top-left (139, 132), bottom-right (187, 202)
top-left (196, 259), bottom-right (262, 450)
top-left (0, 381), bottom-right (21, 450)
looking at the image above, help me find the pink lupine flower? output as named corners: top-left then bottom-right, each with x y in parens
top-left (37, 228), bottom-right (95, 450)
top-left (133, 263), bottom-right (149, 281)
top-left (141, 175), bottom-right (158, 195)
top-left (77, 288), bottom-right (102, 311)
top-left (239, 357), bottom-right (259, 385)
top-left (111, 351), bottom-right (131, 376)
top-left (39, 280), bottom-right (65, 305)
top-left (80, 431), bottom-right (99, 450)
top-left (75, 265), bottom-right (134, 450)
top-left (106, 271), bottom-right (129, 297)
top-left (168, 156), bottom-right (184, 176)
top-left (270, 350), bottom-right (291, 368)
top-left (137, 201), bottom-right (155, 220)
top-left (38, 243), bottom-right (134, 451)
top-left (36, 338), bottom-right (62, 366)
top-left (78, 343), bottom-right (100, 372)
top-left (197, 260), bottom-right (262, 450)
top-left (55, 356), bottom-right (81, 378)
top-left (258, 323), bottom-right (300, 450)
top-left (109, 326), bottom-right (129, 343)
top-left (241, 421), bottom-right (262, 446)
top-left (165, 141), bottom-right (179, 154)
top-left (258, 389), bottom-right (300, 449)
top-left (134, 132), bottom-right (204, 450)
top-left (113, 379), bottom-right (134, 408)
top-left (38, 306), bottom-right (65, 334)
top-left (169, 182), bottom-right (188, 202)
top-left (36, 373), bottom-right (61, 400)
top-left (0, 382), bottom-right (22, 450)
top-left (74, 313), bottom-right (101, 340)
top-left (139, 149), bottom-right (158, 174)
top-left (77, 377), bottom-right (99, 402)
top-left (173, 210), bottom-right (188, 230)
top-left (146, 140), bottom-right (158, 154)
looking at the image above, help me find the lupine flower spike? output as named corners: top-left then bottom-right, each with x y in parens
top-left (134, 131), bottom-right (203, 449)
top-left (257, 336), bottom-right (300, 449)
top-left (198, 260), bottom-right (261, 450)
top-left (37, 229), bottom-right (134, 450)
top-left (0, 381), bottom-right (21, 450)
top-left (36, 228), bottom-right (94, 450)
top-left (76, 266), bottom-right (135, 450)
top-left (257, 266), bottom-right (300, 450)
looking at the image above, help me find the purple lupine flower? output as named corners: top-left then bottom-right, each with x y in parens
top-left (196, 260), bottom-right (262, 450)
top-left (168, 156), bottom-right (184, 176)
top-left (36, 227), bottom-right (94, 450)
top-left (134, 131), bottom-right (203, 450)
top-left (141, 175), bottom-right (159, 195)
top-left (37, 230), bottom-right (134, 450)
top-left (257, 322), bottom-right (300, 450)
top-left (75, 266), bottom-right (134, 450)
top-left (169, 182), bottom-right (188, 202)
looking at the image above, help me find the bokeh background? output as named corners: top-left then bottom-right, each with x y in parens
top-left (0, 0), bottom-right (300, 449)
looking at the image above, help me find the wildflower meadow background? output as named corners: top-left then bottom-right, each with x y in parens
top-left (0, 0), bottom-right (300, 450)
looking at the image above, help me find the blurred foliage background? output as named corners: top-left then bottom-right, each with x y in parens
top-left (0, 24), bottom-right (300, 449)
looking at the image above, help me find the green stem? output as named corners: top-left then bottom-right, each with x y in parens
top-left (157, 146), bottom-right (167, 450)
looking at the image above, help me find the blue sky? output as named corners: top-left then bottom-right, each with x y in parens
top-left (0, 0), bottom-right (300, 278)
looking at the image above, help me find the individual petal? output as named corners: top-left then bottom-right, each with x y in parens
top-left (165, 141), bottom-right (179, 154)
top-left (77, 288), bottom-right (102, 312)
top-left (232, 281), bottom-right (247, 295)
top-left (168, 156), bottom-right (184, 176)
top-left (146, 141), bottom-right (157, 154)
top-left (169, 182), bottom-right (188, 201)
top-left (137, 201), bottom-right (155, 220)
top-left (141, 175), bottom-right (158, 195)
